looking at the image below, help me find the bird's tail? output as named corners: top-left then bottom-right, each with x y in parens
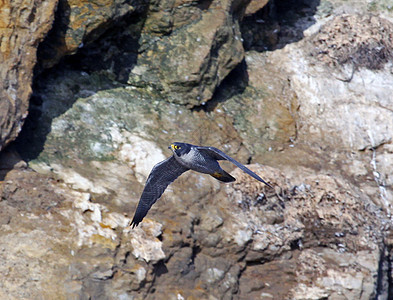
top-left (210, 170), bottom-right (236, 182)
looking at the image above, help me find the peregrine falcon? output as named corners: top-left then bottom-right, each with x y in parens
top-left (130, 142), bottom-right (272, 228)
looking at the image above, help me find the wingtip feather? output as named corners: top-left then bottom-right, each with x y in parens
top-left (264, 181), bottom-right (274, 189)
top-left (130, 219), bottom-right (140, 229)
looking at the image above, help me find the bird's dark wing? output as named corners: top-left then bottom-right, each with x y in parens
top-left (196, 146), bottom-right (273, 188)
top-left (130, 155), bottom-right (189, 228)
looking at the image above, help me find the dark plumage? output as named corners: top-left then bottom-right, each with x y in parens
top-left (130, 142), bottom-right (272, 228)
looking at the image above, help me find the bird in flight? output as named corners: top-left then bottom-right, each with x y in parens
top-left (130, 142), bottom-right (272, 228)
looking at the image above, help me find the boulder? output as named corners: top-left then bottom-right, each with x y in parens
top-left (128, 0), bottom-right (249, 106)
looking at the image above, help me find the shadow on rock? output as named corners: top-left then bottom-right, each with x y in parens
top-left (14, 7), bottom-right (147, 162)
top-left (241, 0), bottom-right (321, 51)
top-left (192, 59), bottom-right (249, 113)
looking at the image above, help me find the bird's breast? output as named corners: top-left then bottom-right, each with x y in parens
top-left (175, 149), bottom-right (197, 167)
top-left (175, 148), bottom-right (219, 174)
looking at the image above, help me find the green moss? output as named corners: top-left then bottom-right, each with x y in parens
top-left (316, 1), bottom-right (334, 18)
top-left (367, 0), bottom-right (378, 12)
top-left (367, 0), bottom-right (393, 12)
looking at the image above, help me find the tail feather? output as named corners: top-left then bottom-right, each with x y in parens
top-left (210, 170), bottom-right (236, 182)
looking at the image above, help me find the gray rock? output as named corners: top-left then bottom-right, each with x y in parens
top-left (128, 0), bottom-right (248, 106)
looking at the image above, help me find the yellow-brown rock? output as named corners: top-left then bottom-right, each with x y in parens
top-left (0, 0), bottom-right (58, 151)
top-left (245, 0), bottom-right (269, 16)
top-left (38, 0), bottom-right (141, 68)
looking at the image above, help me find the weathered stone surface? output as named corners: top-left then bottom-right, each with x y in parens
top-left (128, 0), bottom-right (248, 106)
top-left (0, 166), bottom-right (169, 299)
top-left (244, 10), bottom-right (393, 204)
top-left (38, 0), bottom-right (144, 69)
top-left (0, 0), bottom-right (58, 151)
top-left (311, 14), bottom-right (393, 70)
top-left (309, 17), bottom-right (392, 194)
top-left (2, 0), bottom-right (393, 298)
top-left (224, 168), bottom-right (385, 299)
top-left (19, 66), bottom-right (257, 209)
top-left (216, 84), bottom-right (297, 154)
top-left (0, 155), bottom-right (388, 299)
top-left (10, 59), bottom-right (388, 298)
top-left (129, 220), bottom-right (166, 263)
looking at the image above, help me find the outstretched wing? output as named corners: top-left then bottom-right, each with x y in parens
top-left (130, 155), bottom-right (189, 228)
top-left (197, 146), bottom-right (272, 188)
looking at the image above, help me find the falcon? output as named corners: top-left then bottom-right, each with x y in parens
top-left (130, 142), bottom-right (272, 228)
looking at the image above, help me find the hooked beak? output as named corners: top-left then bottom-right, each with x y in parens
top-left (169, 144), bottom-right (174, 150)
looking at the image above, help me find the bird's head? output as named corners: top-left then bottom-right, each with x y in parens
top-left (168, 142), bottom-right (191, 156)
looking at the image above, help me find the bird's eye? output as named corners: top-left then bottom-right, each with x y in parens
top-left (171, 144), bottom-right (180, 150)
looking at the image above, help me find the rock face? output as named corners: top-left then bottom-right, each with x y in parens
top-left (1, 0), bottom-right (393, 299)
top-left (311, 14), bottom-right (393, 71)
top-left (295, 13), bottom-right (393, 151)
top-left (258, 12), bottom-right (393, 203)
top-left (37, 0), bottom-right (144, 69)
top-left (128, 0), bottom-right (249, 106)
top-left (38, 0), bottom-right (255, 106)
top-left (225, 169), bottom-right (385, 300)
top-left (0, 0), bottom-right (58, 151)
top-left (0, 159), bottom-right (388, 299)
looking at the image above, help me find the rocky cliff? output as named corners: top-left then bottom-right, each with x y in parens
top-left (1, 0), bottom-right (393, 299)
